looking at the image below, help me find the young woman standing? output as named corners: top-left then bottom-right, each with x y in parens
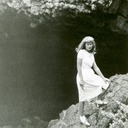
top-left (76, 36), bottom-right (110, 126)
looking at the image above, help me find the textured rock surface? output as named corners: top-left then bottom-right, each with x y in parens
top-left (48, 73), bottom-right (128, 128)
top-left (0, 0), bottom-right (128, 34)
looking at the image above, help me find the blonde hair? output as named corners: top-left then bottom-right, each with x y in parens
top-left (75, 36), bottom-right (96, 54)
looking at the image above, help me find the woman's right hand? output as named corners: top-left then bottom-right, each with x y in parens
top-left (104, 78), bottom-right (110, 84)
top-left (79, 80), bottom-right (85, 90)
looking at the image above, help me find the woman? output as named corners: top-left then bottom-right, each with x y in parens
top-left (76, 36), bottom-right (110, 126)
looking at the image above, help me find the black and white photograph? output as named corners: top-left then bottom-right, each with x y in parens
top-left (0, 0), bottom-right (128, 128)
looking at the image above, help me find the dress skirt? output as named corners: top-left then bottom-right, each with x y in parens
top-left (76, 68), bottom-right (109, 102)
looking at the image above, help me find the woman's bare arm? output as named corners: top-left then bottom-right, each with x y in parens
top-left (77, 58), bottom-right (84, 84)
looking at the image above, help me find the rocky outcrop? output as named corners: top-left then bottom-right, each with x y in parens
top-left (109, 0), bottom-right (128, 34)
top-left (0, 0), bottom-right (128, 34)
top-left (48, 73), bottom-right (128, 128)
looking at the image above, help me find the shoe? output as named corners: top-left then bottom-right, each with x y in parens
top-left (80, 116), bottom-right (90, 126)
top-left (95, 100), bottom-right (108, 105)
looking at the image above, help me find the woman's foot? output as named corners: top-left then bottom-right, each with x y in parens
top-left (95, 100), bottom-right (108, 105)
top-left (80, 116), bottom-right (90, 126)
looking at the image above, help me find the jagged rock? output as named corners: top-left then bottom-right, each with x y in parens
top-left (109, 0), bottom-right (128, 34)
top-left (108, 0), bottom-right (122, 14)
top-left (48, 73), bottom-right (128, 128)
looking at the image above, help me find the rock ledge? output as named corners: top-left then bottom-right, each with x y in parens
top-left (48, 73), bottom-right (128, 128)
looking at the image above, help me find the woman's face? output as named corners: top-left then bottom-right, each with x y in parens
top-left (85, 42), bottom-right (93, 52)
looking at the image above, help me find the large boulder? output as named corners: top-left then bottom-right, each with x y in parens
top-left (48, 73), bottom-right (128, 128)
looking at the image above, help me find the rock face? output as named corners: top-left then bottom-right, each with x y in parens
top-left (48, 73), bottom-right (128, 128)
top-left (109, 0), bottom-right (128, 35)
top-left (0, 0), bottom-right (128, 34)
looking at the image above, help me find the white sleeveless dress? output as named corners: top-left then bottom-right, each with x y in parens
top-left (76, 50), bottom-right (109, 102)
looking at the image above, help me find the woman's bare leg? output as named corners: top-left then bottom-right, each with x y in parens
top-left (79, 101), bottom-right (84, 116)
top-left (79, 101), bottom-right (90, 126)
